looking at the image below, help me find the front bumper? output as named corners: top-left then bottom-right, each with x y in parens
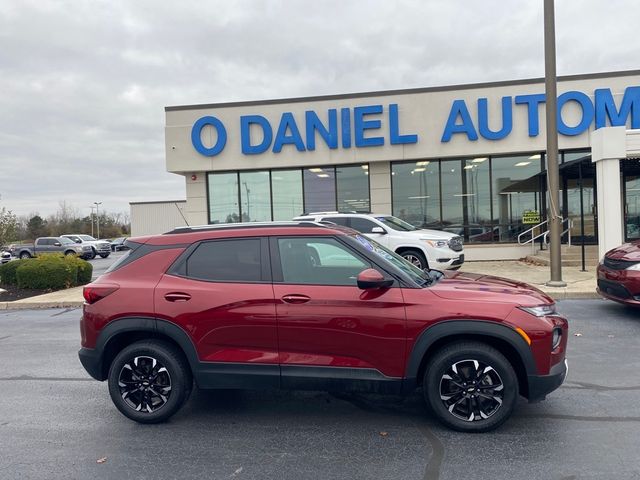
top-left (527, 358), bottom-right (567, 402)
top-left (78, 347), bottom-right (106, 381)
top-left (596, 264), bottom-right (640, 306)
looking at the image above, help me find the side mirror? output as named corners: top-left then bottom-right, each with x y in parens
top-left (75, 240), bottom-right (82, 244)
top-left (357, 268), bottom-right (394, 290)
top-left (370, 226), bottom-right (386, 234)
top-left (53, 242), bottom-right (61, 247)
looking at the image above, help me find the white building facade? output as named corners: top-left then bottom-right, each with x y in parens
top-left (163, 70), bottom-right (640, 258)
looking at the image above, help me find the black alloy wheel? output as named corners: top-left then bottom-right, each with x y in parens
top-left (423, 341), bottom-right (518, 432)
top-left (108, 340), bottom-right (192, 423)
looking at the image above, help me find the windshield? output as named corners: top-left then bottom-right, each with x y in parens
top-left (59, 237), bottom-right (75, 245)
top-left (351, 233), bottom-right (433, 286)
top-left (374, 216), bottom-right (418, 232)
top-left (79, 235), bottom-right (96, 241)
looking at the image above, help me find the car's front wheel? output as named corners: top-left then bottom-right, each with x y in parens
top-left (99, 252), bottom-right (110, 258)
top-left (399, 249), bottom-right (428, 270)
top-left (423, 341), bottom-right (518, 432)
top-left (108, 340), bottom-right (192, 424)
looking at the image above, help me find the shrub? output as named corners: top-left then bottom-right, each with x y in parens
top-left (16, 255), bottom-right (76, 290)
top-left (0, 259), bottom-right (30, 286)
top-left (2, 254), bottom-right (93, 290)
top-left (65, 255), bottom-right (93, 285)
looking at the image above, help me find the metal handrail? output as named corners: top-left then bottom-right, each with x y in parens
top-left (543, 218), bottom-right (573, 246)
top-left (517, 220), bottom-right (549, 247)
top-left (517, 217), bottom-right (573, 254)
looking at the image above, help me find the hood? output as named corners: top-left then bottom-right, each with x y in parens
top-left (402, 229), bottom-right (458, 241)
top-left (605, 241), bottom-right (640, 261)
top-left (431, 271), bottom-right (553, 305)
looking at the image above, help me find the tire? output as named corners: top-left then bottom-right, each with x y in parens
top-left (90, 247), bottom-right (97, 259)
top-left (19, 252), bottom-right (31, 259)
top-left (64, 250), bottom-right (76, 256)
top-left (99, 253), bottom-right (110, 258)
top-left (399, 249), bottom-right (429, 270)
top-left (107, 340), bottom-right (193, 424)
top-left (423, 341), bottom-right (518, 433)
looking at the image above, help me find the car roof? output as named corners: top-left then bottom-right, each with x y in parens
top-left (137, 221), bottom-right (354, 246)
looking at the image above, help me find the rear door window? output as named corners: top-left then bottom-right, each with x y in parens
top-left (348, 218), bottom-right (379, 233)
top-left (186, 238), bottom-right (263, 282)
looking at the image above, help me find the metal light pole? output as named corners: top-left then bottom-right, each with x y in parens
top-left (544, 0), bottom-right (566, 287)
top-left (89, 206), bottom-right (96, 237)
top-left (94, 202), bottom-right (102, 239)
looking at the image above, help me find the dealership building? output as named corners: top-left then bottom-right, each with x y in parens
top-left (132, 70), bottom-right (640, 260)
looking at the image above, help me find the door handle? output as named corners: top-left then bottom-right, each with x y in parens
top-left (164, 292), bottom-right (191, 302)
top-left (281, 294), bottom-right (311, 304)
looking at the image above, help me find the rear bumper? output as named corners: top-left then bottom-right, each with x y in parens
top-left (527, 358), bottom-right (567, 402)
top-left (78, 347), bottom-right (105, 381)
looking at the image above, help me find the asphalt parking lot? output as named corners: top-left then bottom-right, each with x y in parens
top-left (0, 300), bottom-right (639, 480)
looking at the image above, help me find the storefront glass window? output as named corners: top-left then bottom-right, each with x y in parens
top-left (272, 169), bottom-right (304, 220)
top-left (491, 154), bottom-right (542, 242)
top-left (304, 167), bottom-right (336, 212)
top-left (624, 160), bottom-right (640, 240)
top-left (392, 161), bottom-right (440, 228)
top-left (208, 172), bottom-right (240, 223)
top-left (440, 159), bottom-right (463, 229)
top-left (336, 164), bottom-right (370, 212)
top-left (239, 171), bottom-right (271, 222)
top-left (462, 157), bottom-right (493, 242)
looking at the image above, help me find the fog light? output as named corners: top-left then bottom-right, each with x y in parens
top-left (552, 328), bottom-right (562, 350)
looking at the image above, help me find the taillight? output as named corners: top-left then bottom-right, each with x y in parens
top-left (83, 284), bottom-right (119, 304)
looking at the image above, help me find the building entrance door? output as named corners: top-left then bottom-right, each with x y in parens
top-left (561, 158), bottom-right (598, 245)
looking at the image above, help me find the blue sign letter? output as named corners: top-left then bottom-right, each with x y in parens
top-left (594, 86), bottom-right (640, 129)
top-left (389, 104), bottom-right (418, 145)
top-left (515, 93), bottom-right (546, 137)
top-left (191, 116), bottom-right (227, 156)
top-left (478, 96), bottom-right (513, 140)
top-left (354, 105), bottom-right (384, 147)
top-left (273, 112), bottom-right (306, 153)
top-left (305, 110), bottom-right (338, 151)
top-left (441, 100), bottom-right (478, 142)
top-left (557, 91), bottom-right (594, 136)
top-left (341, 108), bottom-right (351, 148)
top-left (241, 115), bottom-right (273, 155)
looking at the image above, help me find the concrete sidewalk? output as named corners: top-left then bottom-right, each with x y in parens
top-left (0, 261), bottom-right (599, 310)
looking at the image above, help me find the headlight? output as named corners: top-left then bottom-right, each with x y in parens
top-left (626, 263), bottom-right (640, 271)
top-left (423, 240), bottom-right (448, 248)
top-left (518, 304), bottom-right (557, 317)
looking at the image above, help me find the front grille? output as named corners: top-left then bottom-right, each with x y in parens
top-left (603, 257), bottom-right (639, 271)
top-left (598, 279), bottom-right (632, 299)
top-left (448, 236), bottom-right (464, 252)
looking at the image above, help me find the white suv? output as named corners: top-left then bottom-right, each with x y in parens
top-left (293, 212), bottom-right (464, 270)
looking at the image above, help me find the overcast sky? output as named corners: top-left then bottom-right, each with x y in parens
top-left (1, 0), bottom-right (638, 218)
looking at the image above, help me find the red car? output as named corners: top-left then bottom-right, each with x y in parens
top-left (597, 240), bottom-right (640, 307)
top-left (79, 222), bottom-right (568, 432)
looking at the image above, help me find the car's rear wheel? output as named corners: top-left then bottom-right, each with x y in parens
top-left (99, 252), bottom-right (110, 258)
top-left (108, 340), bottom-right (192, 424)
top-left (19, 252), bottom-right (31, 259)
top-left (64, 250), bottom-right (76, 256)
top-left (399, 249), bottom-right (428, 270)
top-left (423, 341), bottom-right (518, 432)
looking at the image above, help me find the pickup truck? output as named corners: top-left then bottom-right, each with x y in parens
top-left (9, 237), bottom-right (90, 259)
top-left (61, 234), bottom-right (111, 259)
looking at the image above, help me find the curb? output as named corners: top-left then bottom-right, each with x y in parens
top-left (537, 290), bottom-right (601, 301)
top-left (0, 301), bottom-right (84, 310)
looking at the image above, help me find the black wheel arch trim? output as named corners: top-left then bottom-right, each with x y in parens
top-left (403, 320), bottom-right (538, 391)
top-left (81, 317), bottom-right (200, 381)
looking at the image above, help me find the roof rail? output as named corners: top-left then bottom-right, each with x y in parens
top-left (164, 221), bottom-right (327, 235)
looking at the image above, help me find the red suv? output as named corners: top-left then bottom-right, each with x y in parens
top-left (79, 222), bottom-right (568, 432)
top-left (597, 239), bottom-right (640, 307)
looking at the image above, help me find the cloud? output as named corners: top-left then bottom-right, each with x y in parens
top-left (0, 0), bottom-right (638, 217)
